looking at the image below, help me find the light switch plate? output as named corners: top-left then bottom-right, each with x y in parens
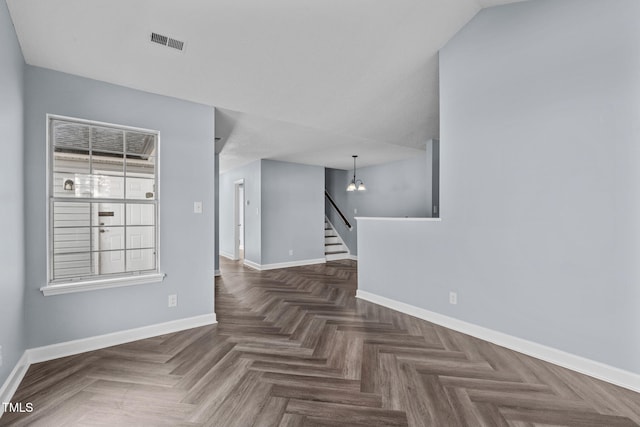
top-left (194, 201), bottom-right (203, 214)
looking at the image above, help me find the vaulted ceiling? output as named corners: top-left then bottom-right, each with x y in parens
top-left (7, 0), bottom-right (525, 171)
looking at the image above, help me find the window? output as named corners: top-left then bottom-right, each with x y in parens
top-left (43, 115), bottom-right (163, 295)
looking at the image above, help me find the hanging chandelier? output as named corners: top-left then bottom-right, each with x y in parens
top-left (346, 155), bottom-right (366, 191)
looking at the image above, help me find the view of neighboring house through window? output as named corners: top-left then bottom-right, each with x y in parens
top-left (48, 115), bottom-right (159, 286)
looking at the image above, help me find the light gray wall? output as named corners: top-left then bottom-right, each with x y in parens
top-left (0, 0), bottom-right (26, 386)
top-left (358, 0), bottom-right (640, 373)
top-left (214, 153), bottom-right (220, 273)
top-left (220, 159), bottom-right (324, 266)
top-left (24, 66), bottom-right (216, 348)
top-left (219, 160), bottom-right (262, 264)
top-left (325, 153), bottom-right (430, 255)
top-left (261, 160), bottom-right (324, 265)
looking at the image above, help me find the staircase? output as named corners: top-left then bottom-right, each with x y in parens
top-left (324, 217), bottom-right (349, 261)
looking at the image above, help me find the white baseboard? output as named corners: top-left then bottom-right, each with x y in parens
top-left (219, 251), bottom-right (235, 260)
top-left (244, 258), bottom-right (326, 271)
top-left (326, 253), bottom-right (350, 261)
top-left (243, 259), bottom-right (261, 270)
top-left (326, 253), bottom-right (357, 262)
top-left (28, 313), bottom-right (217, 364)
top-left (0, 313), bottom-right (217, 411)
top-left (0, 352), bottom-right (29, 416)
top-left (214, 269), bottom-right (221, 277)
top-left (356, 290), bottom-right (640, 393)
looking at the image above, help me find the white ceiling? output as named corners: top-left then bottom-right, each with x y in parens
top-left (7, 0), bottom-right (525, 172)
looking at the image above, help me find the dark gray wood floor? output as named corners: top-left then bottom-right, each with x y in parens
top-left (2, 258), bottom-right (639, 426)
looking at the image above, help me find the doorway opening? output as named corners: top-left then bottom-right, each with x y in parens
top-left (233, 179), bottom-right (245, 261)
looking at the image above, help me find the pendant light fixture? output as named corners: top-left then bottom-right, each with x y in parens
top-left (346, 155), bottom-right (366, 192)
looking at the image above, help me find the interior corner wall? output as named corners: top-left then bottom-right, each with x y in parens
top-left (219, 160), bottom-right (262, 265)
top-left (261, 160), bottom-right (324, 265)
top-left (325, 153), bottom-right (431, 255)
top-left (359, 0), bottom-right (640, 373)
top-left (23, 66), bottom-right (216, 348)
top-left (0, 0), bottom-right (26, 386)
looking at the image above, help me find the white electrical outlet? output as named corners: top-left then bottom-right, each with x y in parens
top-left (354, 208), bottom-right (358, 214)
top-left (289, 249), bottom-right (293, 256)
top-left (449, 292), bottom-right (458, 305)
top-left (193, 201), bottom-right (203, 214)
top-left (168, 294), bottom-right (178, 307)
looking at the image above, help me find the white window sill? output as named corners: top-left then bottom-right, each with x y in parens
top-left (41, 273), bottom-right (166, 296)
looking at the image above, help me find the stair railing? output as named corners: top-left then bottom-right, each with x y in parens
top-left (325, 190), bottom-right (352, 230)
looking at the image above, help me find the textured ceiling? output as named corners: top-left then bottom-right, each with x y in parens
top-left (7, 0), bottom-right (526, 172)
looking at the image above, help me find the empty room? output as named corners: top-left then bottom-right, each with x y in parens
top-left (1, 0), bottom-right (639, 425)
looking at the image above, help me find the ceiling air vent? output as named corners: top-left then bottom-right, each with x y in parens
top-left (150, 32), bottom-right (185, 52)
top-left (167, 38), bottom-right (184, 51)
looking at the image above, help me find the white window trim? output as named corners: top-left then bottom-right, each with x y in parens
top-left (42, 114), bottom-right (164, 296)
top-left (40, 273), bottom-right (166, 296)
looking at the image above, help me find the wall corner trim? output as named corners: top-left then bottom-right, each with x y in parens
top-left (0, 313), bottom-right (217, 409)
top-left (356, 290), bottom-right (640, 393)
top-left (244, 258), bottom-right (326, 271)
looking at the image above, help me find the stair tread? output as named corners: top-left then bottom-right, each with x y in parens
top-left (325, 242), bottom-right (342, 246)
top-left (325, 250), bottom-right (348, 255)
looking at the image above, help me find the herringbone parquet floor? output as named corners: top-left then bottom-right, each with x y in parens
top-left (2, 258), bottom-right (640, 426)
